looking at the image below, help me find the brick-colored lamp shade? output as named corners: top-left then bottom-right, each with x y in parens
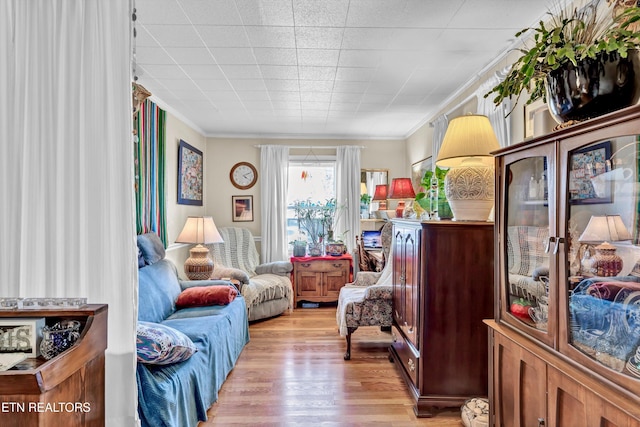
top-left (372, 184), bottom-right (388, 210)
top-left (388, 178), bottom-right (416, 218)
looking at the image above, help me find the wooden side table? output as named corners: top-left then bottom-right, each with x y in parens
top-left (0, 304), bottom-right (108, 427)
top-left (291, 254), bottom-right (352, 307)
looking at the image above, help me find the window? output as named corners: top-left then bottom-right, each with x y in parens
top-left (287, 159), bottom-right (336, 247)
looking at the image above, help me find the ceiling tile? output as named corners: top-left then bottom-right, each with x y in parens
top-left (260, 65), bottom-right (298, 79)
top-left (141, 25), bottom-right (204, 48)
top-left (236, 0), bottom-right (294, 25)
top-left (139, 64), bottom-right (189, 79)
top-left (336, 67), bottom-right (375, 82)
top-left (299, 80), bottom-right (334, 92)
top-left (166, 47), bottom-right (216, 65)
top-left (197, 79), bottom-right (234, 91)
top-left (337, 50), bottom-right (381, 67)
top-left (301, 92), bottom-right (333, 102)
top-left (297, 49), bottom-right (340, 67)
top-left (264, 79), bottom-right (299, 91)
top-left (136, 47), bottom-right (175, 65)
top-left (218, 64), bottom-right (262, 79)
top-left (180, 0), bottom-right (243, 25)
top-left (293, 0), bottom-right (349, 27)
top-left (299, 66), bottom-right (336, 81)
top-left (136, 0), bottom-right (190, 24)
top-left (253, 48), bottom-right (297, 66)
top-left (245, 26), bottom-right (296, 48)
top-left (341, 28), bottom-right (395, 50)
top-left (181, 64), bottom-right (226, 79)
top-left (229, 79), bottom-right (268, 91)
top-left (203, 91), bottom-right (241, 101)
top-left (332, 81), bottom-right (368, 94)
top-left (210, 47), bottom-right (256, 65)
top-left (197, 26), bottom-right (251, 48)
top-left (295, 27), bottom-right (344, 49)
top-left (269, 91), bottom-right (301, 101)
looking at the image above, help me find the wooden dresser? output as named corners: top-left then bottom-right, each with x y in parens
top-left (292, 255), bottom-right (352, 306)
top-left (0, 304), bottom-right (108, 427)
top-left (389, 220), bottom-right (494, 417)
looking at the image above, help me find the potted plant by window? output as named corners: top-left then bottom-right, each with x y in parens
top-left (486, 1), bottom-right (640, 124)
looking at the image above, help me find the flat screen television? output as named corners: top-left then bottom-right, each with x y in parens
top-left (362, 230), bottom-right (382, 249)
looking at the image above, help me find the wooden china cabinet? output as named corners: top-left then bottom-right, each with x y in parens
top-left (488, 105), bottom-right (640, 427)
top-left (390, 219), bottom-right (494, 417)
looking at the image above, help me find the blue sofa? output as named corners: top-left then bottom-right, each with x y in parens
top-left (136, 233), bottom-right (250, 427)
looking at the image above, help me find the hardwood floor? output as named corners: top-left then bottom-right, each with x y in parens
top-left (201, 306), bottom-right (463, 426)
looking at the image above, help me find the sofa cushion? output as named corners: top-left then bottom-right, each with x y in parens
top-left (506, 226), bottom-right (549, 276)
top-left (176, 285), bottom-right (238, 308)
top-left (137, 233), bottom-right (166, 265)
top-left (138, 259), bottom-right (182, 323)
top-left (136, 321), bottom-right (197, 365)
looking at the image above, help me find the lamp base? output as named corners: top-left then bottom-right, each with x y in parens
top-left (395, 200), bottom-right (406, 218)
top-left (444, 162), bottom-right (494, 221)
top-left (184, 244), bottom-right (214, 280)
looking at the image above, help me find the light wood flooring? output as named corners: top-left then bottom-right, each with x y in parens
top-left (200, 306), bottom-right (463, 426)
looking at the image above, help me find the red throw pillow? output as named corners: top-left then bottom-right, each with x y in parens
top-left (176, 286), bottom-right (238, 308)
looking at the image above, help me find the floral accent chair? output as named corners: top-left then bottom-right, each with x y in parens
top-left (336, 221), bottom-right (393, 360)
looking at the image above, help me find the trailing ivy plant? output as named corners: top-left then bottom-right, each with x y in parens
top-left (485, 1), bottom-right (640, 112)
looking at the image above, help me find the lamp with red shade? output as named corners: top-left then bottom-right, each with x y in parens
top-left (372, 184), bottom-right (388, 210)
top-left (388, 178), bottom-right (416, 218)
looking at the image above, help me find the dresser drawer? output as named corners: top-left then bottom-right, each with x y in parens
top-left (391, 325), bottom-right (419, 387)
top-left (295, 259), bottom-right (349, 272)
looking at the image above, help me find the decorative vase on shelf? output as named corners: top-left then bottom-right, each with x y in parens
top-left (292, 241), bottom-right (307, 257)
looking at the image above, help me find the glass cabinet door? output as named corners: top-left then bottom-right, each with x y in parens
top-left (502, 149), bottom-right (555, 345)
top-left (564, 137), bottom-right (640, 380)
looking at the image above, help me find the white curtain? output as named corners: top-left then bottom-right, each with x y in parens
top-left (1, 1), bottom-right (137, 425)
top-left (335, 146), bottom-right (361, 254)
top-left (432, 114), bottom-right (449, 164)
top-left (477, 71), bottom-right (512, 148)
top-left (260, 145), bottom-right (290, 262)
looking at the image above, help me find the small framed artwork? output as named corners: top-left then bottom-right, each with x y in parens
top-left (0, 318), bottom-right (45, 357)
top-left (569, 141), bottom-right (612, 205)
top-left (177, 140), bottom-right (203, 206)
top-left (411, 157), bottom-right (432, 194)
top-left (232, 195), bottom-right (254, 222)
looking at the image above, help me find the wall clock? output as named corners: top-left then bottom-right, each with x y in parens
top-left (230, 162), bottom-right (258, 190)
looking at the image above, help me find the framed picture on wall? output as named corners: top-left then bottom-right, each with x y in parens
top-left (232, 195), bottom-right (254, 222)
top-left (177, 139), bottom-right (203, 206)
top-left (411, 157), bottom-right (432, 194)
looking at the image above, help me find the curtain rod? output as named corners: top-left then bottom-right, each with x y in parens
top-left (254, 145), bottom-right (365, 149)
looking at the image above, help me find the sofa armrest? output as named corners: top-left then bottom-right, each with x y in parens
top-left (179, 279), bottom-right (238, 292)
top-left (211, 267), bottom-right (251, 285)
top-left (255, 261), bottom-right (293, 276)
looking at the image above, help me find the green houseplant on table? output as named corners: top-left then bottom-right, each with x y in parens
top-left (486, 1), bottom-right (640, 123)
top-left (292, 199), bottom-right (344, 256)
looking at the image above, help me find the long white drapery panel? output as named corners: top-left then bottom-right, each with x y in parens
top-left (335, 146), bottom-right (361, 254)
top-left (477, 72), bottom-right (512, 148)
top-left (0, 1), bottom-right (137, 425)
top-left (260, 145), bottom-right (290, 263)
top-left (432, 114), bottom-right (449, 165)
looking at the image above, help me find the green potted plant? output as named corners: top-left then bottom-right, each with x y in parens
top-left (486, 1), bottom-right (640, 123)
top-left (415, 166), bottom-right (452, 219)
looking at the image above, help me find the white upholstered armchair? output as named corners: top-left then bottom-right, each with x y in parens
top-left (336, 221), bottom-right (393, 360)
top-left (208, 227), bottom-right (294, 321)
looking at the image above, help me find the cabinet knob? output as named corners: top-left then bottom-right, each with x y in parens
top-left (301, 263), bottom-right (311, 267)
top-left (408, 358), bottom-right (415, 372)
top-left (537, 418), bottom-right (545, 427)
top-left (332, 263), bottom-right (342, 268)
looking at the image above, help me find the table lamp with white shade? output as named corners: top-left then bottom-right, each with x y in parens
top-left (578, 214), bottom-right (631, 277)
top-left (175, 216), bottom-right (224, 280)
top-left (435, 115), bottom-right (500, 221)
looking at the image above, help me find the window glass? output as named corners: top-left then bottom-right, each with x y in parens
top-left (287, 162), bottom-right (336, 250)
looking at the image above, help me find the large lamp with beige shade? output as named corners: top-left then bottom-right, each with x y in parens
top-left (435, 114), bottom-right (500, 221)
top-left (175, 216), bottom-right (224, 280)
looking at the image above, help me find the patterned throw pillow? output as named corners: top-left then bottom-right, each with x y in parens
top-left (136, 321), bottom-right (197, 365)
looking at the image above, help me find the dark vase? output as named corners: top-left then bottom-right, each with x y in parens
top-left (545, 51), bottom-right (636, 123)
